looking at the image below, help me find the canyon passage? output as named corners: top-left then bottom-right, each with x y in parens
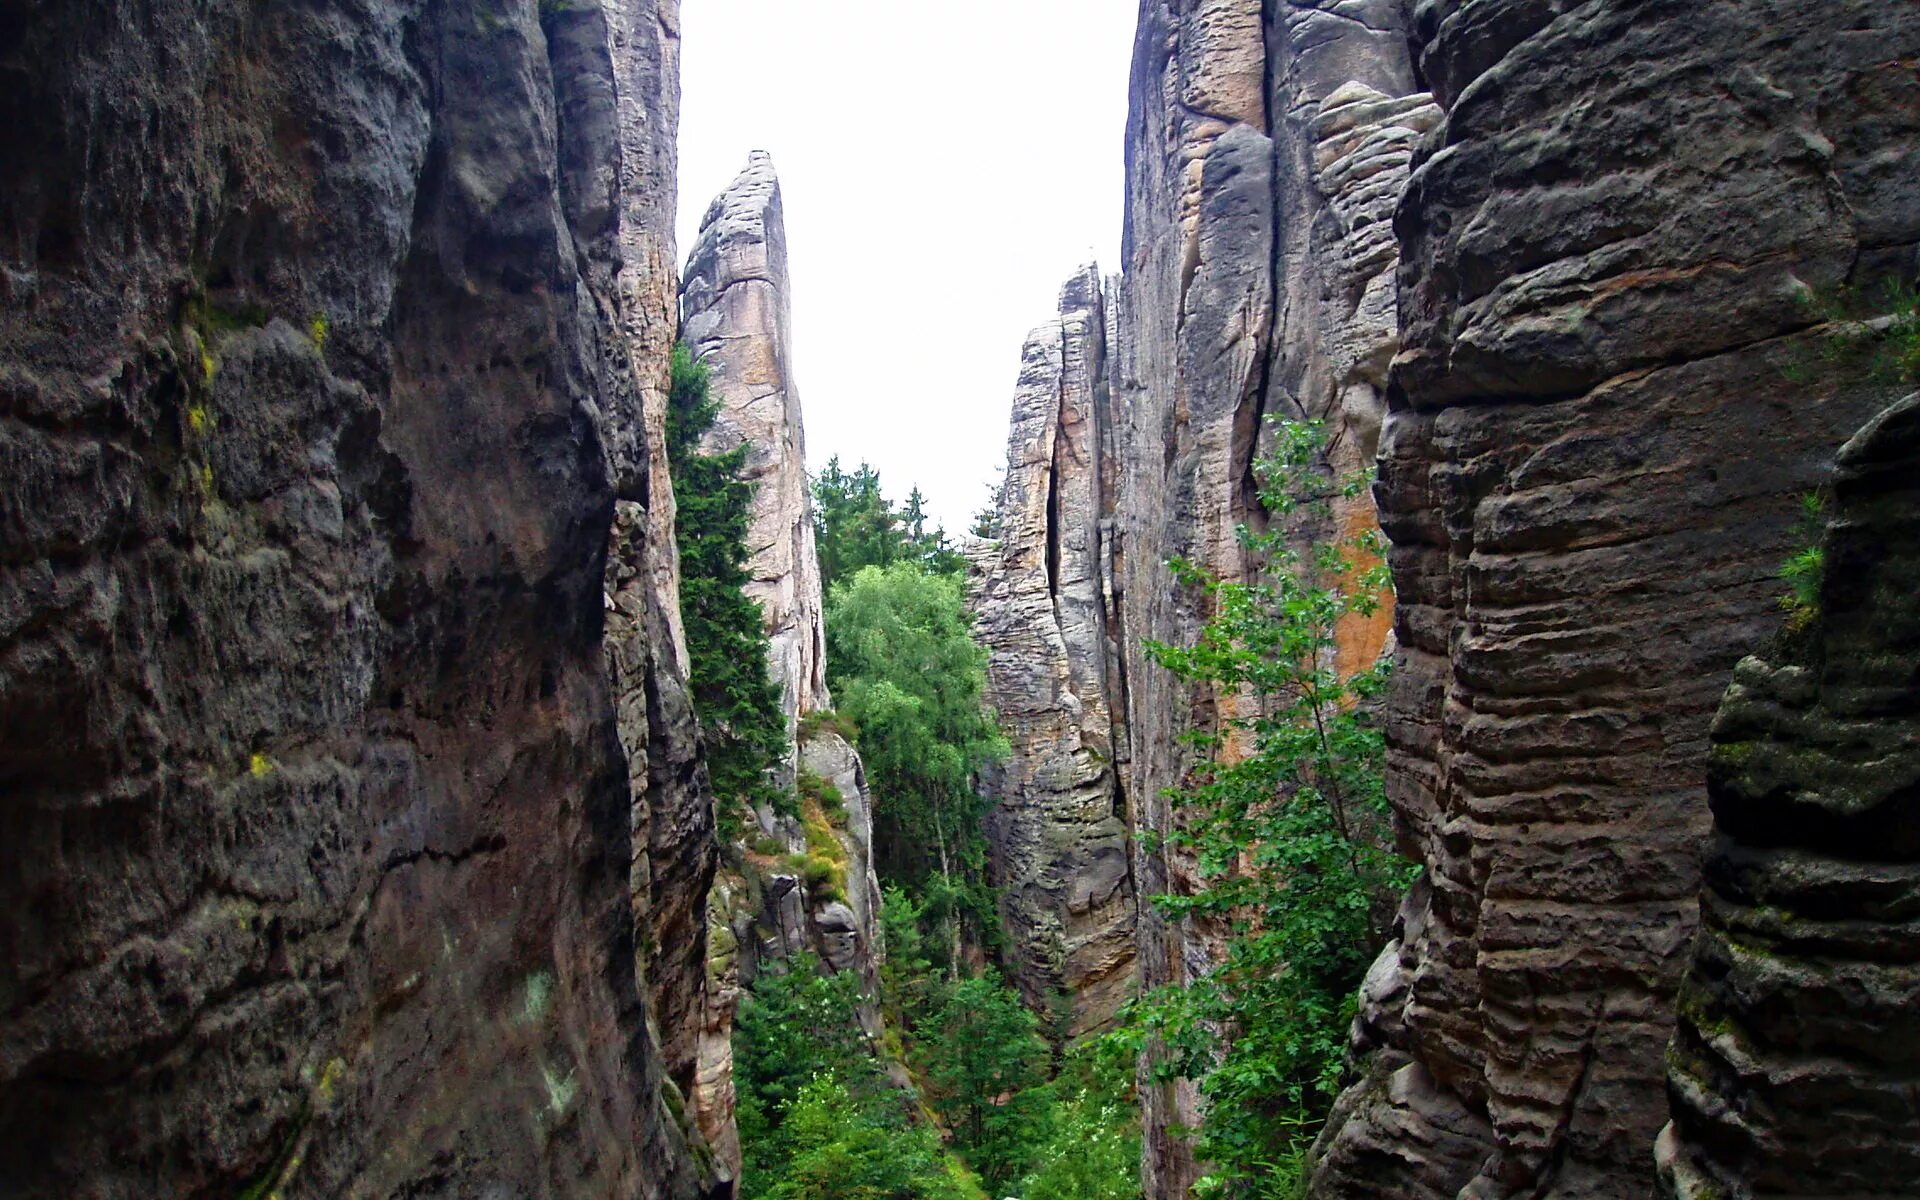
top-left (2, 2), bottom-right (1918, 1199)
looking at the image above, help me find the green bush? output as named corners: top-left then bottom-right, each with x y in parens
top-left (1778, 491), bottom-right (1827, 631)
top-left (735, 956), bottom-right (979, 1199)
top-left (1018, 1036), bottom-right (1142, 1200)
top-left (761, 1076), bottom-right (974, 1200)
top-left (800, 856), bottom-right (845, 904)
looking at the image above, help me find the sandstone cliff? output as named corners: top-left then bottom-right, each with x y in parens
top-left (1110, 3), bottom-right (1432, 1191)
top-left (0, 1), bottom-right (714, 1196)
top-left (1657, 392), bottom-right (1920, 1199)
top-left (971, 266), bottom-right (1136, 1040)
top-left (675, 152), bottom-right (889, 1177)
top-left (1311, 4), bottom-right (1920, 1197)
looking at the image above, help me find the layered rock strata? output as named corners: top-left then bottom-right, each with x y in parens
top-left (971, 266), bottom-right (1136, 1039)
top-left (675, 152), bottom-right (888, 1177)
top-left (1, 1), bottom-right (713, 1198)
top-left (1311, 4), bottom-right (1920, 1197)
top-left (1656, 392), bottom-right (1920, 1198)
top-left (1111, 2), bottom-right (1431, 1191)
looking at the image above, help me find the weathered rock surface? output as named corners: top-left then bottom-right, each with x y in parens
top-left (1311, 4), bottom-right (1920, 1197)
top-left (674, 152), bottom-right (888, 1179)
top-left (1656, 392), bottom-right (1920, 1199)
top-left (971, 266), bottom-right (1136, 1039)
top-left (0, 1), bottom-right (713, 1196)
top-left (1111, 2), bottom-right (1428, 1191)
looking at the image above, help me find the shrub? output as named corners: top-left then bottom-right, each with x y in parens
top-left (1018, 1036), bottom-right (1142, 1200)
top-left (1778, 491), bottom-right (1827, 631)
top-left (798, 855), bottom-right (845, 904)
top-left (734, 957), bottom-right (978, 1200)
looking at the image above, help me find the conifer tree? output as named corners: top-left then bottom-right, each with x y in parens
top-left (667, 344), bottom-right (788, 828)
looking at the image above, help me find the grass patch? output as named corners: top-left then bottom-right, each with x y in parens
top-left (798, 767), bottom-right (846, 821)
top-left (798, 707), bottom-right (859, 743)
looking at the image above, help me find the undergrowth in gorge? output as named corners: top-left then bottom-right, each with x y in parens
top-left (734, 954), bottom-right (981, 1200)
top-left (734, 907), bottom-right (1142, 1200)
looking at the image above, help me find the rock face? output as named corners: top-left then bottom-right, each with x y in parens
top-left (1656, 392), bottom-right (1920, 1199)
top-left (0, 1), bottom-right (715, 1196)
top-left (971, 267), bottom-right (1136, 1039)
top-left (1109, 3), bottom-right (1430, 1191)
top-left (675, 152), bottom-right (888, 1179)
top-left (1311, 4), bottom-right (1920, 1197)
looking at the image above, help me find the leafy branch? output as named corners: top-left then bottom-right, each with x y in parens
top-left (1124, 417), bottom-right (1415, 1197)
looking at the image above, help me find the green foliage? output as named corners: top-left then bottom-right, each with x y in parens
top-left (878, 887), bottom-right (943, 1032)
top-left (786, 853), bottom-right (845, 903)
top-left (761, 1076), bottom-right (975, 1200)
top-left (735, 956), bottom-right (981, 1200)
top-left (1778, 491), bottom-right (1827, 631)
top-left (1017, 1036), bottom-right (1143, 1200)
top-left (1125, 417), bottom-right (1416, 1194)
top-left (1802, 277), bottom-right (1920, 385)
top-left (667, 344), bottom-right (789, 831)
top-left (735, 956), bottom-right (886, 1178)
top-left (792, 792), bottom-right (850, 904)
top-left (912, 973), bottom-right (1056, 1190)
top-left (813, 458), bottom-right (967, 592)
top-left (826, 563), bottom-right (1008, 942)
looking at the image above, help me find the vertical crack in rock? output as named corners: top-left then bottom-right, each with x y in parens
top-left (1, 0), bottom-right (714, 1196)
top-left (1657, 392), bottom-right (1920, 1200)
top-left (1311, 4), bottom-right (1920, 1198)
top-left (971, 266), bottom-right (1139, 1041)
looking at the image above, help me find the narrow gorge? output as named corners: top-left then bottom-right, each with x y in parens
top-left (3, 2), bottom-right (1917, 1199)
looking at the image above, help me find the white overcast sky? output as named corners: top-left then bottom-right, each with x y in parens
top-left (677, 2), bottom-right (1135, 535)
